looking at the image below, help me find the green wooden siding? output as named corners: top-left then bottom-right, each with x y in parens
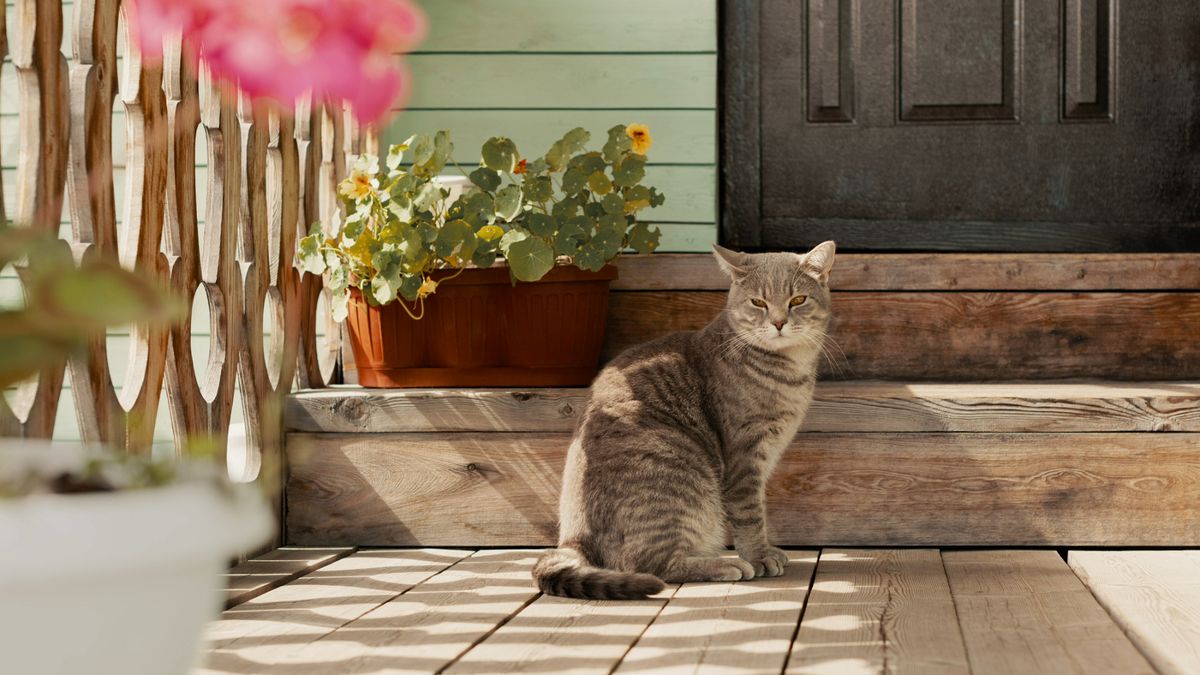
top-left (388, 0), bottom-right (718, 253)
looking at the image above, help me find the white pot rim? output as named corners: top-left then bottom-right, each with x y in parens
top-left (0, 443), bottom-right (273, 584)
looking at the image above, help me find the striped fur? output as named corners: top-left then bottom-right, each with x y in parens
top-left (533, 243), bottom-right (837, 600)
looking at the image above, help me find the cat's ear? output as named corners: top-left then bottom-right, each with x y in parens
top-left (712, 244), bottom-right (752, 280)
top-left (800, 240), bottom-right (836, 284)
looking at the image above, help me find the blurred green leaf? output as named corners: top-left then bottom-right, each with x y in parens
top-left (299, 234), bottom-right (326, 274)
top-left (370, 275), bottom-right (396, 305)
top-left (573, 242), bottom-right (607, 272)
top-left (506, 237), bottom-right (555, 282)
top-left (481, 137), bottom-right (519, 173)
top-left (494, 185), bottom-right (524, 221)
top-left (613, 155), bottom-right (646, 188)
top-left (469, 167), bottom-right (501, 192)
top-left (602, 124), bottom-right (632, 163)
top-left (406, 134), bottom-right (434, 166)
top-left (526, 213), bottom-right (555, 238)
top-left (545, 127), bottom-right (591, 171)
top-left (398, 274), bottom-right (423, 302)
top-left (553, 216), bottom-right (589, 256)
top-left (499, 228), bottom-right (528, 254)
top-left (562, 167), bottom-right (587, 196)
top-left (588, 171), bottom-right (611, 195)
top-left (522, 175), bottom-right (553, 203)
top-left (627, 222), bottom-right (661, 254)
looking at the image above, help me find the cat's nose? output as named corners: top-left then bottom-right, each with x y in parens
top-left (772, 320), bottom-right (786, 332)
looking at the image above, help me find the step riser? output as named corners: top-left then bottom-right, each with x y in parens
top-left (285, 431), bottom-right (1200, 547)
top-left (605, 291), bottom-right (1200, 380)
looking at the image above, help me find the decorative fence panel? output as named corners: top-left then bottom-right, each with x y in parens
top-left (1, 0), bottom-right (360, 481)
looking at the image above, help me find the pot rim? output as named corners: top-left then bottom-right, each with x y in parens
top-left (0, 442), bottom-right (273, 584)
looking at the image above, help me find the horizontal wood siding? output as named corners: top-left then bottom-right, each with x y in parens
top-left (387, 0), bottom-right (718, 252)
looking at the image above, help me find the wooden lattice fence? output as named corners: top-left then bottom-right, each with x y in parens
top-left (0, 0), bottom-right (365, 477)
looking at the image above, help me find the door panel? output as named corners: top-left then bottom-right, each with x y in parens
top-left (730, 0), bottom-right (1200, 251)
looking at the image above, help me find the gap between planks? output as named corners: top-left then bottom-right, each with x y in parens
top-left (223, 547), bottom-right (356, 608)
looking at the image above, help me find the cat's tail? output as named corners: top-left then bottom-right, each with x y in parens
top-left (533, 544), bottom-right (665, 600)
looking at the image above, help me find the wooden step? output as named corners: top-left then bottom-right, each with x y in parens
top-left (283, 382), bottom-right (1200, 548)
top-left (605, 253), bottom-right (1200, 380)
top-left (286, 381), bottom-right (1200, 434)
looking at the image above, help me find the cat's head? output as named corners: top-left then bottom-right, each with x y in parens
top-left (712, 241), bottom-right (836, 351)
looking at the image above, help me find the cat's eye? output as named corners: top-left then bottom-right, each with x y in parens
top-left (750, 298), bottom-right (767, 308)
top-left (789, 295), bottom-right (808, 307)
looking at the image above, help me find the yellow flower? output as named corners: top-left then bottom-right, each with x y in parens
top-left (417, 276), bottom-right (438, 299)
top-left (338, 169), bottom-right (374, 201)
top-left (626, 123), bottom-right (653, 155)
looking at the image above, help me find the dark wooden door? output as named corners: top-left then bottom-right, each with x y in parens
top-left (723, 0), bottom-right (1200, 251)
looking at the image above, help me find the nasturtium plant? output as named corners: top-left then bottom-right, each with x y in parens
top-left (298, 125), bottom-right (665, 319)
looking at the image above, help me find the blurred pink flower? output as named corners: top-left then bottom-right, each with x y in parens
top-left (127, 0), bottom-right (426, 124)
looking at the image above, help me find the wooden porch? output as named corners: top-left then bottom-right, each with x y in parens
top-left (205, 547), bottom-right (1200, 674)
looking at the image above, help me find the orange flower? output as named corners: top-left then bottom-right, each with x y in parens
top-left (626, 123), bottom-right (652, 155)
top-left (513, 158), bottom-right (528, 174)
top-left (338, 168), bottom-right (373, 201)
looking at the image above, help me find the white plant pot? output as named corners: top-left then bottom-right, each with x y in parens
top-left (0, 442), bottom-right (273, 675)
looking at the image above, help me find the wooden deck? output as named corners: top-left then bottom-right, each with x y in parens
top-left (203, 548), bottom-right (1200, 674)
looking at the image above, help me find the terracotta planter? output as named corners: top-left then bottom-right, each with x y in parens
top-left (346, 264), bottom-right (618, 387)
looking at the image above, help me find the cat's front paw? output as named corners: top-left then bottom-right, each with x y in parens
top-left (742, 546), bottom-right (789, 577)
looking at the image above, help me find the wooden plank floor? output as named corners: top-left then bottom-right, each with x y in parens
top-left (199, 549), bottom-right (1199, 674)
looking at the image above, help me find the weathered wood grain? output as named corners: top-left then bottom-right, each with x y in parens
top-left (605, 291), bottom-right (1200, 379)
top-left (614, 551), bottom-right (816, 674)
top-left (1069, 551), bottom-right (1200, 675)
top-left (943, 550), bottom-right (1155, 674)
top-left (0, 0), bottom-right (69, 439)
top-left (200, 548), bottom-right (471, 674)
top-left (449, 580), bottom-right (680, 674)
top-left (284, 382), bottom-right (1200, 434)
top-left (276, 550), bottom-right (543, 675)
top-left (223, 546), bottom-right (355, 608)
top-left (788, 549), bottom-right (969, 674)
top-left (284, 432), bottom-right (1200, 547)
top-left (613, 253), bottom-right (1200, 291)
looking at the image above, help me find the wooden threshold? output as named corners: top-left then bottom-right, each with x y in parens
top-left (613, 252), bottom-right (1200, 291)
top-left (200, 547), bottom-right (1190, 674)
top-left (286, 381), bottom-right (1200, 434)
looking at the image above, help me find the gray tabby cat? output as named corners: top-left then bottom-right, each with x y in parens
top-left (533, 241), bottom-right (836, 600)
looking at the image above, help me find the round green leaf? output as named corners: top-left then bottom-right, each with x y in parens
top-left (469, 167), bottom-right (501, 192)
top-left (481, 137), bottom-right (519, 173)
top-left (495, 185), bottom-right (524, 221)
top-left (506, 236), bottom-right (555, 282)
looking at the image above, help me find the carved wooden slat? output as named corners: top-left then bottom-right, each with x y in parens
top-left (1, 0), bottom-right (70, 438)
top-left (65, 0), bottom-right (121, 444)
top-left (111, 8), bottom-right (169, 452)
